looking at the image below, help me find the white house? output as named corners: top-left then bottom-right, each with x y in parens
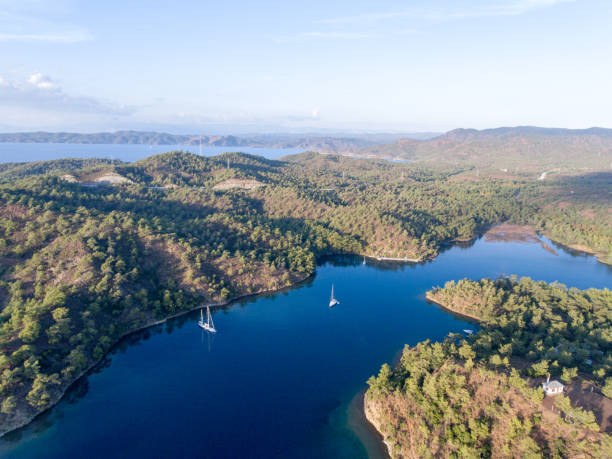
top-left (542, 377), bottom-right (564, 396)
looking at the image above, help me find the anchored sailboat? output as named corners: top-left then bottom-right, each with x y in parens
top-left (329, 284), bottom-right (340, 308)
top-left (198, 306), bottom-right (217, 333)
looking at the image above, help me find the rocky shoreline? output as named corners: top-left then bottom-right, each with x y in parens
top-left (363, 393), bottom-right (394, 458)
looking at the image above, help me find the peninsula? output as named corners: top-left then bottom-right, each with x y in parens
top-left (365, 277), bottom-right (612, 457)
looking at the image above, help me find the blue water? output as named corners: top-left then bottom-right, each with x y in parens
top-left (0, 143), bottom-right (305, 163)
top-left (0, 236), bottom-right (610, 458)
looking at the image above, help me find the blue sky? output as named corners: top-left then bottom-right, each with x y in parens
top-left (0, 0), bottom-right (610, 133)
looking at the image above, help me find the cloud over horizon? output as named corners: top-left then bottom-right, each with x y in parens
top-left (0, 73), bottom-right (326, 133)
top-left (0, 73), bottom-right (135, 130)
top-left (1, 0), bottom-right (607, 133)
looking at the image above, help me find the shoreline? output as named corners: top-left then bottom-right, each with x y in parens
top-left (482, 221), bottom-right (611, 267)
top-left (2, 230), bottom-right (606, 439)
top-left (362, 393), bottom-right (394, 458)
top-left (0, 272), bottom-right (314, 438)
top-left (544, 237), bottom-right (611, 267)
top-left (349, 349), bottom-right (406, 459)
top-left (350, 390), bottom-right (391, 459)
top-left (424, 292), bottom-right (483, 322)
top-left (362, 236), bottom-right (609, 455)
top-left (373, 255), bottom-right (421, 262)
top-left (0, 248), bottom-right (419, 438)
top-left (359, 293), bottom-right (483, 458)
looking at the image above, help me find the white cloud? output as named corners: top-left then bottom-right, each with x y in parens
top-left (0, 74), bottom-right (133, 116)
top-left (27, 72), bottom-right (55, 89)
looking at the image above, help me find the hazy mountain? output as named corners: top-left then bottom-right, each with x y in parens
top-left (355, 126), bottom-right (612, 171)
top-left (0, 130), bottom-right (377, 152)
top-left (4, 127), bottom-right (612, 172)
top-left (0, 130), bottom-right (439, 151)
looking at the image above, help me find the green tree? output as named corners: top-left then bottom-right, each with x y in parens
top-left (1, 395), bottom-right (16, 415)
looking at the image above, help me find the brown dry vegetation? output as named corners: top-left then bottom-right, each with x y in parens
top-left (367, 278), bottom-right (612, 458)
top-left (212, 178), bottom-right (264, 190)
top-left (366, 361), bottom-right (605, 458)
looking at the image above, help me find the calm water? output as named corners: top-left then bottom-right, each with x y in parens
top-left (0, 143), bottom-right (305, 163)
top-left (1, 236), bottom-right (610, 458)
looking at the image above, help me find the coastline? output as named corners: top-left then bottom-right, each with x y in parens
top-left (361, 236), bottom-right (609, 456)
top-left (0, 272), bottom-right (314, 438)
top-left (362, 392), bottom-right (394, 458)
top-left (373, 255), bottom-right (421, 262)
top-left (348, 390), bottom-right (390, 459)
top-left (543, 236), bottom-right (611, 267)
top-left (424, 292), bottom-right (483, 322)
top-left (2, 230), bottom-right (606, 439)
top-left (1, 249), bottom-right (410, 438)
top-left (359, 293), bottom-right (483, 458)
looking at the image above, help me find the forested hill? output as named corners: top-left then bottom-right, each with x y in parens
top-left (356, 126), bottom-right (612, 172)
top-left (0, 131), bottom-right (374, 152)
top-left (0, 150), bottom-right (609, 436)
top-left (366, 278), bottom-right (612, 457)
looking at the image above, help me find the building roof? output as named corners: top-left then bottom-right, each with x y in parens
top-left (543, 380), bottom-right (564, 390)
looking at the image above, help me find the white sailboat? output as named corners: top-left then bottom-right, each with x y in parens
top-left (329, 284), bottom-right (340, 308)
top-left (198, 306), bottom-right (216, 333)
top-left (362, 256), bottom-right (366, 266)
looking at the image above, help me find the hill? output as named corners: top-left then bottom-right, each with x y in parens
top-left (0, 131), bottom-right (375, 152)
top-left (366, 278), bottom-right (612, 457)
top-left (356, 126), bottom-right (612, 174)
top-left (0, 151), bottom-right (609, 436)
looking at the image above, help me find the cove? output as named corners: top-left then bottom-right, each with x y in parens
top-left (1, 235), bottom-right (610, 458)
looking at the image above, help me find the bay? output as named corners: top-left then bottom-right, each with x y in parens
top-left (0, 236), bottom-right (610, 458)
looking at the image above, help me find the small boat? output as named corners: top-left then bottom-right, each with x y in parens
top-left (198, 306), bottom-right (216, 333)
top-left (463, 329), bottom-right (474, 335)
top-left (329, 284), bottom-right (340, 308)
top-left (362, 256), bottom-right (366, 266)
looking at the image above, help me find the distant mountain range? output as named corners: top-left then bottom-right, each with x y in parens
top-left (0, 130), bottom-right (379, 152)
top-left (354, 126), bottom-right (612, 171)
top-left (2, 127), bottom-right (612, 172)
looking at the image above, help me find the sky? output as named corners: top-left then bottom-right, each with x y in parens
top-left (0, 0), bottom-right (611, 134)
